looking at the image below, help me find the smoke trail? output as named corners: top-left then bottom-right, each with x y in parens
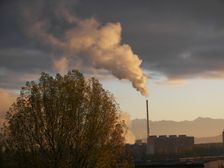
top-left (0, 88), bottom-right (17, 125)
top-left (22, 0), bottom-right (148, 96)
top-left (120, 112), bottom-right (136, 144)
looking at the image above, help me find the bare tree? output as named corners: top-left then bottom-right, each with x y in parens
top-left (4, 70), bottom-right (132, 168)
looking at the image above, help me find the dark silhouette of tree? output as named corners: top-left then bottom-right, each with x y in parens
top-left (4, 70), bottom-right (132, 168)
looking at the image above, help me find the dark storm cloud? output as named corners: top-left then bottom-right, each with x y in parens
top-left (0, 0), bottom-right (26, 48)
top-left (1, 0), bottom-right (224, 90)
top-left (0, 0), bottom-right (64, 89)
top-left (0, 48), bottom-right (55, 89)
top-left (0, 48), bottom-right (52, 72)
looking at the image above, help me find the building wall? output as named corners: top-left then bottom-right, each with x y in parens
top-left (148, 135), bottom-right (194, 155)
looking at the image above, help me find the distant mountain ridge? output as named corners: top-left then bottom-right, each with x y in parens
top-left (130, 117), bottom-right (224, 144)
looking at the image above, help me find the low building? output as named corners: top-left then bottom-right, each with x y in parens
top-left (148, 135), bottom-right (194, 155)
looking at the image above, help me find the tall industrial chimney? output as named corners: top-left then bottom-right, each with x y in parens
top-left (146, 99), bottom-right (154, 155)
top-left (146, 100), bottom-right (150, 140)
top-left (146, 99), bottom-right (150, 154)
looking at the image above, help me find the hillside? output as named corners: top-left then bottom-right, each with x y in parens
top-left (130, 117), bottom-right (224, 144)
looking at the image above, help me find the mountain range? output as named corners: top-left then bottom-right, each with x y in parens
top-left (130, 117), bottom-right (224, 144)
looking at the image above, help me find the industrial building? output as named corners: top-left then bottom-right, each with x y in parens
top-left (144, 100), bottom-right (194, 155)
top-left (127, 100), bottom-right (195, 161)
top-left (148, 134), bottom-right (194, 155)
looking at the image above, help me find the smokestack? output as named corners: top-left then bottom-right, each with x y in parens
top-left (146, 100), bottom-right (150, 141)
top-left (146, 99), bottom-right (151, 155)
top-left (146, 99), bottom-right (154, 155)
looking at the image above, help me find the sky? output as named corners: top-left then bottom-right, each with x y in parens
top-left (1, 0), bottom-right (224, 121)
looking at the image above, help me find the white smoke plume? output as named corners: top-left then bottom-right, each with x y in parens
top-left (22, 0), bottom-right (148, 96)
top-left (120, 112), bottom-right (136, 144)
top-left (0, 88), bottom-right (17, 125)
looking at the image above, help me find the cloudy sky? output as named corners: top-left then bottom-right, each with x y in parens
top-left (1, 0), bottom-right (224, 121)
